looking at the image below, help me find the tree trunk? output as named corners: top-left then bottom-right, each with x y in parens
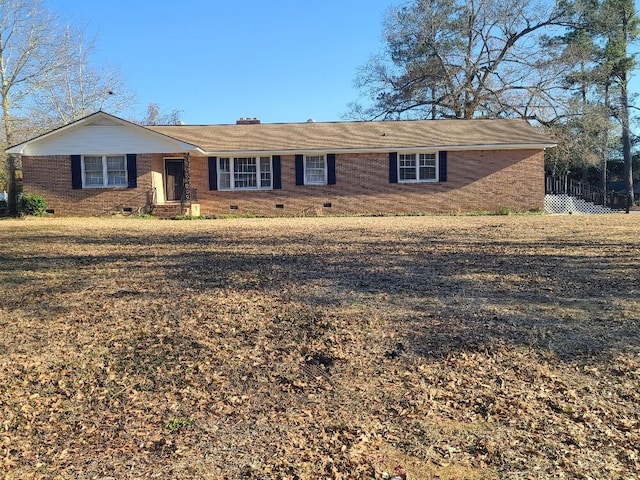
top-left (6, 155), bottom-right (17, 215)
top-left (600, 147), bottom-right (608, 192)
top-left (601, 84), bottom-right (609, 192)
top-left (2, 88), bottom-right (18, 216)
top-left (431, 88), bottom-right (436, 120)
top-left (620, 72), bottom-right (634, 208)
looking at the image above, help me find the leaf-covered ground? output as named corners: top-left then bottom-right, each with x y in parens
top-left (0, 215), bottom-right (639, 479)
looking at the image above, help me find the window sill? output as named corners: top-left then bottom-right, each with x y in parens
top-left (398, 180), bottom-right (439, 184)
top-left (217, 188), bottom-right (273, 192)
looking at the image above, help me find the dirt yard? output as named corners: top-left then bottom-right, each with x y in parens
top-left (0, 215), bottom-right (639, 479)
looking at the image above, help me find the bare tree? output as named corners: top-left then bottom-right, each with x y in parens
top-left (0, 1), bottom-right (65, 146)
top-left (348, 0), bottom-right (571, 121)
top-left (0, 0), bottom-right (131, 214)
top-left (0, 0), bottom-right (66, 212)
top-left (143, 103), bottom-right (161, 125)
top-left (25, 27), bottom-right (133, 133)
top-left (141, 102), bottom-right (183, 125)
top-left (543, 99), bottom-right (614, 176)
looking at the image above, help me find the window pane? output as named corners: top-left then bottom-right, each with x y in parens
top-left (306, 156), bottom-right (324, 169)
top-left (419, 153), bottom-right (436, 165)
top-left (220, 172), bottom-right (231, 189)
top-left (219, 158), bottom-right (231, 189)
top-left (399, 154), bottom-right (417, 181)
top-left (419, 166), bottom-right (436, 180)
top-left (105, 155), bottom-right (126, 186)
top-left (84, 156), bottom-right (102, 171)
top-left (106, 156), bottom-right (125, 171)
top-left (84, 156), bottom-right (103, 186)
top-left (108, 172), bottom-right (127, 185)
top-left (260, 157), bottom-right (271, 188)
top-left (85, 171), bottom-right (104, 186)
top-left (400, 167), bottom-right (416, 180)
top-left (419, 153), bottom-right (436, 180)
top-left (233, 157), bottom-right (257, 188)
top-left (305, 155), bottom-right (326, 184)
top-left (399, 154), bottom-right (416, 166)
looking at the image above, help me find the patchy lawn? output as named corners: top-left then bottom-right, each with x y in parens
top-left (0, 215), bottom-right (639, 479)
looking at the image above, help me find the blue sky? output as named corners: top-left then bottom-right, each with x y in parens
top-left (47, 0), bottom-right (639, 125)
top-left (46, 0), bottom-right (394, 124)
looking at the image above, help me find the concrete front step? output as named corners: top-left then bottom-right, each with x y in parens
top-left (152, 203), bottom-right (184, 218)
top-left (152, 203), bottom-right (200, 218)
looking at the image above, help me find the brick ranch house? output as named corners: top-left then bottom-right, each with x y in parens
top-left (6, 111), bottom-right (555, 217)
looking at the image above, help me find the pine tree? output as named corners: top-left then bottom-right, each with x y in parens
top-left (595, 0), bottom-right (638, 205)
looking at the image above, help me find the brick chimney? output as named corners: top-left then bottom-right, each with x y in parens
top-left (236, 117), bottom-right (261, 125)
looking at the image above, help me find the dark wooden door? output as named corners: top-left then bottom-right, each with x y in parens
top-left (165, 159), bottom-right (184, 201)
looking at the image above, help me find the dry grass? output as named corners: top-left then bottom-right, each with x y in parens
top-left (0, 214), bottom-right (639, 479)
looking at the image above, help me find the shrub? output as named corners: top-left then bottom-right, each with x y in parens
top-left (19, 193), bottom-right (47, 216)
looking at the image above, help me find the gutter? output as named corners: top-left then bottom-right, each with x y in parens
top-left (198, 143), bottom-right (556, 157)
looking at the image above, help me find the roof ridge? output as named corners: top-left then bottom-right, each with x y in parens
top-left (148, 117), bottom-right (528, 128)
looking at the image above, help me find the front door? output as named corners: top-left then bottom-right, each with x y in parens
top-left (165, 159), bottom-right (185, 201)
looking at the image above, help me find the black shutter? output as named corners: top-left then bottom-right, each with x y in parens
top-left (295, 154), bottom-right (304, 185)
top-left (272, 155), bottom-right (281, 189)
top-left (438, 151), bottom-right (447, 182)
top-left (127, 154), bottom-right (137, 188)
top-left (71, 155), bottom-right (82, 189)
top-left (208, 157), bottom-right (217, 190)
top-left (327, 154), bottom-right (336, 185)
top-left (389, 152), bottom-right (398, 183)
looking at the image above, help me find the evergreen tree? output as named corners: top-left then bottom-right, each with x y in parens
top-left (599, 0), bottom-right (638, 206)
top-left (544, 0), bottom-right (615, 186)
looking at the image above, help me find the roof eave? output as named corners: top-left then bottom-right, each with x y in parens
top-left (6, 144), bottom-right (26, 155)
top-left (200, 143), bottom-right (556, 156)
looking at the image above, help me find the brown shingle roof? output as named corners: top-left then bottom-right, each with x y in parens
top-left (148, 118), bottom-right (554, 154)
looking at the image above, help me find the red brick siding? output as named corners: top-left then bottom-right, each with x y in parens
top-left (190, 150), bottom-right (544, 216)
top-left (22, 154), bottom-right (154, 216)
top-left (22, 149), bottom-right (544, 216)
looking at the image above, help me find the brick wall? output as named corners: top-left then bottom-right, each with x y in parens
top-left (190, 149), bottom-right (545, 216)
top-left (22, 149), bottom-right (544, 216)
top-left (22, 154), bottom-right (154, 216)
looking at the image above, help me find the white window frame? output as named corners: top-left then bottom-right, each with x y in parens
top-left (217, 156), bottom-right (273, 191)
top-left (81, 154), bottom-right (128, 188)
top-left (304, 154), bottom-right (327, 185)
top-left (398, 152), bottom-right (439, 183)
